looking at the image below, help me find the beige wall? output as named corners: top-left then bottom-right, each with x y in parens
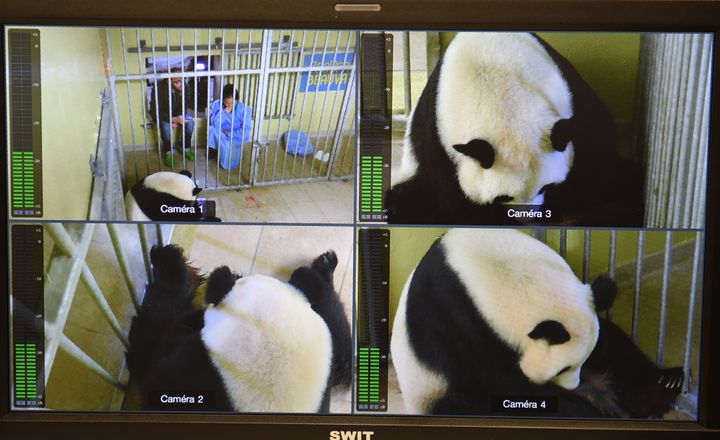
top-left (9, 27), bottom-right (108, 220)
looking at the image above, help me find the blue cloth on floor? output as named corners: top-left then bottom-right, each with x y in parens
top-left (282, 130), bottom-right (315, 156)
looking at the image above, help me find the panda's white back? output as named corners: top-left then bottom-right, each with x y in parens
top-left (201, 274), bottom-right (332, 413)
top-left (124, 192), bottom-right (149, 221)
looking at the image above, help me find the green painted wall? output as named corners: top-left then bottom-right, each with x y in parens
top-left (106, 28), bottom-right (355, 148)
top-left (436, 32), bottom-right (641, 124)
top-left (386, 228), bottom-right (696, 331)
top-left (9, 27), bottom-right (107, 220)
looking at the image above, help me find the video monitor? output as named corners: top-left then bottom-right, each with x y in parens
top-left (2, 1), bottom-right (719, 439)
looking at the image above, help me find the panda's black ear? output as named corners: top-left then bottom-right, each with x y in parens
top-left (453, 139), bottom-right (495, 169)
top-left (205, 266), bottom-right (241, 306)
top-left (192, 187), bottom-right (203, 196)
top-left (179, 170), bottom-right (192, 178)
top-left (591, 276), bottom-right (618, 313)
top-left (550, 118), bottom-right (575, 152)
top-left (528, 320), bottom-right (571, 345)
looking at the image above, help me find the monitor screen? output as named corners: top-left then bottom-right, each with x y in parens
top-left (2, 1), bottom-right (719, 438)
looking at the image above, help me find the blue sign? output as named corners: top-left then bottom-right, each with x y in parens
top-left (300, 52), bottom-right (354, 92)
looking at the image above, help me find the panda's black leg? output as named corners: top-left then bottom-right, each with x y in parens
top-left (311, 250), bottom-right (338, 283)
top-left (205, 266), bottom-right (241, 306)
top-left (289, 267), bottom-right (328, 305)
top-left (657, 367), bottom-right (685, 391)
top-left (289, 255), bottom-right (352, 388)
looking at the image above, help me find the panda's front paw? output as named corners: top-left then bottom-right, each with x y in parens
top-left (311, 250), bottom-right (338, 280)
top-left (657, 367), bottom-right (684, 391)
top-left (205, 266), bottom-right (241, 306)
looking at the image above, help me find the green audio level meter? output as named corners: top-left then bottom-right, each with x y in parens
top-left (358, 33), bottom-right (392, 222)
top-left (356, 228), bottom-right (389, 411)
top-left (9, 29), bottom-right (43, 217)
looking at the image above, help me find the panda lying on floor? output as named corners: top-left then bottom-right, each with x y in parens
top-left (126, 244), bottom-right (351, 413)
top-left (386, 32), bottom-right (643, 226)
top-left (391, 229), bottom-right (683, 418)
top-left (125, 170), bottom-right (221, 222)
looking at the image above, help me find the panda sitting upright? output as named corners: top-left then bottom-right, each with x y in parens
top-left (126, 245), bottom-right (352, 412)
top-left (125, 170), bottom-right (221, 222)
top-left (390, 229), bottom-right (683, 417)
top-left (386, 32), bottom-right (642, 226)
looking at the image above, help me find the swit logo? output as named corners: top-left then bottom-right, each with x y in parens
top-left (329, 430), bottom-right (375, 440)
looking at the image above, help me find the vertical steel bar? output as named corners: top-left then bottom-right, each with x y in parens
top-left (179, 29), bottom-right (187, 170)
top-left (225, 29), bottom-right (241, 187)
top-left (682, 232), bottom-right (703, 393)
top-left (150, 29), bottom-right (163, 173)
top-left (607, 230), bottom-right (618, 320)
top-left (137, 223), bottom-right (152, 283)
top-left (205, 28), bottom-right (212, 187)
top-left (403, 31), bottom-right (412, 116)
top-left (155, 223), bottom-right (164, 246)
top-left (582, 229), bottom-right (591, 283)
top-left (239, 29), bottom-right (254, 186)
top-left (299, 31), bottom-right (330, 179)
top-left (135, 28), bottom-right (151, 177)
top-left (107, 223), bottom-right (140, 311)
top-left (250, 30), bottom-right (274, 186)
top-left (559, 229), bottom-right (567, 259)
top-left (105, 29), bottom-right (127, 185)
top-left (280, 30), bottom-right (300, 181)
top-left (656, 231), bottom-right (673, 366)
top-left (272, 29), bottom-right (292, 182)
top-left (166, 28), bottom-right (174, 172)
top-left (120, 28), bottom-right (139, 181)
top-left (290, 31), bottom-right (316, 180)
top-left (314, 31), bottom-right (347, 178)
top-left (262, 37), bottom-right (279, 182)
top-left (631, 231), bottom-right (645, 342)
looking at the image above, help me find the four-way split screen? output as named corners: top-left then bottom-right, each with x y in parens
top-left (4, 25), bottom-right (712, 422)
top-left (6, 27), bottom-right (712, 228)
top-left (8, 224), bottom-right (704, 420)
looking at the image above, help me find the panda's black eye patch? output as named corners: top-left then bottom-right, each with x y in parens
top-left (192, 187), bottom-right (203, 196)
top-left (493, 195), bottom-right (514, 204)
top-left (453, 139), bottom-right (495, 169)
top-left (550, 118), bottom-right (575, 152)
top-left (528, 320), bottom-right (571, 345)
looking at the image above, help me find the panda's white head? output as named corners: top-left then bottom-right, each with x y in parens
top-left (435, 32), bottom-right (576, 206)
top-left (441, 229), bottom-right (617, 391)
top-left (201, 272), bottom-right (332, 412)
top-left (143, 170), bottom-right (202, 200)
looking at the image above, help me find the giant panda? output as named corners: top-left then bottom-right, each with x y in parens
top-left (126, 244), bottom-right (351, 413)
top-left (125, 170), bottom-right (221, 222)
top-left (386, 32), bottom-right (642, 226)
top-left (390, 229), bottom-right (683, 417)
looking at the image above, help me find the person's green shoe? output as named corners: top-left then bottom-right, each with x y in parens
top-left (184, 148), bottom-right (195, 161)
top-left (164, 151), bottom-right (174, 168)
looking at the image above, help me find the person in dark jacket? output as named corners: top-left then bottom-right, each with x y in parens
top-left (150, 67), bottom-right (196, 167)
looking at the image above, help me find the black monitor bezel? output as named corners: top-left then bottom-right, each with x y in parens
top-left (1, 0), bottom-right (719, 438)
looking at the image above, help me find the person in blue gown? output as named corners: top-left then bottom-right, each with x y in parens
top-left (208, 84), bottom-right (253, 170)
